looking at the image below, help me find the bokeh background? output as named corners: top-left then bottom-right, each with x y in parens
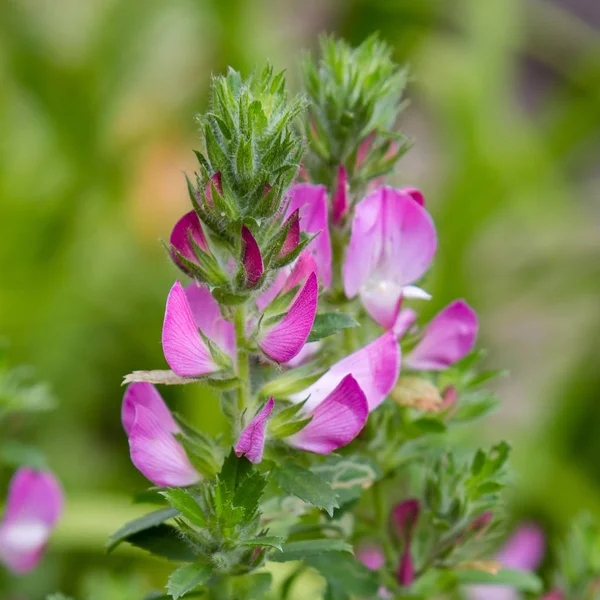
top-left (0, 0), bottom-right (598, 597)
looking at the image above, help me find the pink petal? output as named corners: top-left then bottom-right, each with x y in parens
top-left (359, 280), bottom-right (404, 330)
top-left (498, 524), bottom-right (545, 571)
top-left (289, 374), bottom-right (368, 454)
top-left (184, 283), bottom-right (236, 360)
top-left (401, 187), bottom-right (425, 206)
top-left (258, 272), bottom-right (318, 363)
top-left (277, 209), bottom-right (300, 259)
top-left (332, 165), bottom-right (348, 224)
top-left (170, 211), bottom-right (209, 269)
top-left (286, 184), bottom-right (332, 287)
top-left (357, 544), bottom-right (385, 571)
top-left (162, 281), bottom-right (219, 377)
top-left (241, 226), bottom-right (264, 288)
top-left (285, 341), bottom-right (321, 368)
top-left (122, 382), bottom-right (178, 436)
top-left (127, 389), bottom-right (200, 487)
top-left (343, 186), bottom-right (437, 301)
top-left (356, 132), bottom-right (375, 169)
top-left (235, 397), bottom-right (275, 464)
top-left (406, 300), bottom-right (478, 371)
top-left (0, 468), bottom-right (63, 574)
top-left (204, 172), bottom-right (222, 207)
top-left (293, 333), bottom-right (400, 413)
top-left (281, 251), bottom-right (319, 295)
top-left (393, 308), bottom-right (418, 338)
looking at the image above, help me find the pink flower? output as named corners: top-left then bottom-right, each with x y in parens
top-left (332, 165), bottom-right (348, 224)
top-left (257, 272), bottom-right (318, 363)
top-left (170, 211), bottom-right (209, 273)
top-left (393, 499), bottom-right (420, 587)
top-left (235, 398), bottom-right (275, 464)
top-left (0, 468), bottom-right (63, 574)
top-left (241, 226), bottom-right (264, 289)
top-left (162, 281), bottom-right (235, 377)
top-left (285, 184), bottom-right (332, 287)
top-left (357, 544), bottom-right (386, 570)
top-left (292, 333), bottom-right (401, 413)
top-left (397, 300), bottom-right (478, 371)
top-left (122, 382), bottom-right (200, 487)
top-left (288, 374), bottom-right (368, 454)
top-left (277, 209), bottom-right (301, 260)
top-left (343, 186), bottom-right (437, 330)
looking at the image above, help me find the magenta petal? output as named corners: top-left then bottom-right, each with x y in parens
top-left (406, 300), bottom-right (478, 371)
top-left (343, 186), bottom-right (437, 300)
top-left (170, 211), bottom-right (209, 268)
top-left (397, 550), bottom-right (415, 586)
top-left (122, 382), bottom-right (178, 436)
top-left (394, 308), bottom-right (418, 338)
top-left (162, 281), bottom-right (219, 377)
top-left (258, 272), bottom-right (318, 363)
top-left (235, 397), bottom-right (274, 464)
top-left (401, 187), bottom-right (425, 207)
top-left (0, 468), bottom-right (63, 574)
top-left (332, 165), bottom-right (348, 224)
top-left (184, 283), bottom-right (236, 360)
top-left (241, 226), bottom-right (264, 288)
top-left (289, 374), bottom-right (368, 454)
top-left (393, 499), bottom-right (420, 541)
top-left (295, 333), bottom-right (400, 413)
top-left (278, 209), bottom-right (300, 259)
top-left (127, 390), bottom-right (200, 487)
top-left (286, 184), bottom-right (332, 287)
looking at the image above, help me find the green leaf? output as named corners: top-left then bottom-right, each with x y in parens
top-left (454, 569), bottom-right (543, 593)
top-left (167, 564), bottom-right (211, 599)
top-left (239, 535), bottom-right (284, 551)
top-left (233, 470), bottom-right (267, 518)
top-left (269, 539), bottom-right (353, 562)
top-left (412, 417), bottom-right (447, 434)
top-left (160, 489), bottom-right (207, 529)
top-left (259, 366), bottom-right (326, 398)
top-left (272, 462), bottom-right (339, 516)
top-left (220, 450), bottom-right (253, 493)
top-left (313, 455), bottom-right (381, 505)
top-left (307, 312), bottom-right (359, 342)
top-left (305, 552), bottom-right (379, 596)
top-left (106, 507), bottom-right (178, 552)
top-left (126, 524), bottom-right (196, 562)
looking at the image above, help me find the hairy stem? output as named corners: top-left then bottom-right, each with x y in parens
top-left (234, 304), bottom-right (250, 426)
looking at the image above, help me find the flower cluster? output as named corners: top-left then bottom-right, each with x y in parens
top-left (109, 38), bottom-right (534, 600)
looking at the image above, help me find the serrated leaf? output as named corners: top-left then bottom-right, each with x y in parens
top-left (106, 507), bottom-right (178, 552)
top-left (269, 539), bottom-right (352, 562)
top-left (454, 568), bottom-right (543, 593)
top-left (160, 489), bottom-right (207, 529)
top-left (219, 450), bottom-right (253, 492)
top-left (167, 564), bottom-right (212, 599)
top-left (233, 470), bottom-right (267, 517)
top-left (239, 535), bottom-right (283, 551)
top-left (272, 463), bottom-right (339, 516)
top-left (126, 524), bottom-right (196, 562)
top-left (307, 313), bottom-right (359, 342)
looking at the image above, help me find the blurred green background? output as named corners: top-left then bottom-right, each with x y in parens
top-left (0, 0), bottom-right (598, 597)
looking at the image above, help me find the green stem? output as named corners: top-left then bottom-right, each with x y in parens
top-left (234, 305), bottom-right (250, 422)
top-left (372, 482), bottom-right (395, 564)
